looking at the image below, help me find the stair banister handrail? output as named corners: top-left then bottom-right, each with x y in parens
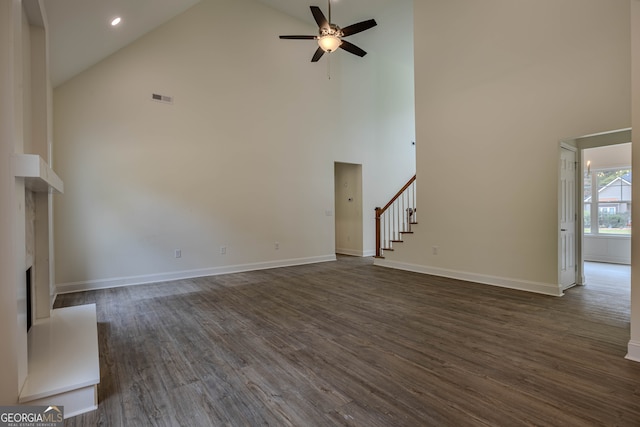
top-left (377, 175), bottom-right (416, 214)
top-left (375, 174), bottom-right (416, 257)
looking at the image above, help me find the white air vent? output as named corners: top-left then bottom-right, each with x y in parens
top-left (151, 93), bottom-right (173, 104)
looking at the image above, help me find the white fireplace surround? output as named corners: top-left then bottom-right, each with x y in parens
top-left (14, 153), bottom-right (62, 322)
top-left (5, 0), bottom-right (99, 418)
top-left (14, 155), bottom-right (99, 417)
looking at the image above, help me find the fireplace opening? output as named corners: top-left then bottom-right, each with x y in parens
top-left (26, 267), bottom-right (32, 332)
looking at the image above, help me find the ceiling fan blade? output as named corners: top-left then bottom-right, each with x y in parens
top-left (341, 19), bottom-right (377, 37)
top-left (310, 6), bottom-right (329, 30)
top-left (311, 46), bottom-right (325, 62)
top-left (339, 40), bottom-right (367, 57)
top-left (279, 35), bottom-right (317, 40)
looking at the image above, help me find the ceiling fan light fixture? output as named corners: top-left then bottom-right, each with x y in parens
top-left (279, 4), bottom-right (377, 62)
top-left (318, 35), bottom-right (341, 52)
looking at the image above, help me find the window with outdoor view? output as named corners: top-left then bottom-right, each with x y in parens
top-left (584, 168), bottom-right (631, 235)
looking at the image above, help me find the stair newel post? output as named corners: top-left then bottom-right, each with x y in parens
top-left (375, 207), bottom-right (382, 257)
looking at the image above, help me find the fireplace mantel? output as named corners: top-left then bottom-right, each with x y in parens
top-left (14, 154), bottom-right (64, 194)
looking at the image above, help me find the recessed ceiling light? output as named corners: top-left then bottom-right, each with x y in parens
top-left (111, 17), bottom-right (122, 26)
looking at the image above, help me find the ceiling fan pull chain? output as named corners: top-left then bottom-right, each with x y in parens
top-left (327, 55), bottom-right (331, 80)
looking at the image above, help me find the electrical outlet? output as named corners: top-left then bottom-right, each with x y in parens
top-left (432, 246), bottom-right (439, 255)
top-left (275, 241), bottom-right (279, 250)
top-left (220, 246), bottom-right (226, 255)
top-left (174, 249), bottom-right (182, 258)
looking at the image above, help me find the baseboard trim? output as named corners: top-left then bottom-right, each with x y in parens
top-left (625, 340), bottom-right (640, 362)
top-left (585, 256), bottom-right (631, 265)
top-left (373, 259), bottom-right (563, 296)
top-left (334, 249), bottom-right (376, 257)
top-left (56, 255), bottom-right (337, 294)
top-left (335, 248), bottom-right (364, 257)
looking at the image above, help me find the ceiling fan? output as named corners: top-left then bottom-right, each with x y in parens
top-left (279, 1), bottom-right (377, 62)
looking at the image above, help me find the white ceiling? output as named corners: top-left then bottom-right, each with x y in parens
top-left (45, 0), bottom-right (395, 87)
top-left (46, 0), bottom-right (201, 87)
top-left (256, 0), bottom-right (394, 25)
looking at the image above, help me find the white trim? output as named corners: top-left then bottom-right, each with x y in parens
top-left (335, 248), bottom-right (364, 257)
top-left (575, 128), bottom-right (632, 147)
top-left (56, 255), bottom-right (337, 294)
top-left (584, 255), bottom-right (631, 265)
top-left (374, 259), bottom-right (563, 296)
top-left (21, 385), bottom-right (97, 419)
top-left (335, 248), bottom-right (376, 257)
top-left (560, 141), bottom-right (578, 151)
top-left (625, 340), bottom-right (640, 363)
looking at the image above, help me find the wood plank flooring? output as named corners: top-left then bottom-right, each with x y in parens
top-left (54, 257), bottom-right (640, 426)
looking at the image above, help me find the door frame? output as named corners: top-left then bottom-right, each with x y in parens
top-left (334, 162), bottom-right (364, 256)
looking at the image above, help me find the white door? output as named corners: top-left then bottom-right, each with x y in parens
top-left (560, 147), bottom-right (577, 288)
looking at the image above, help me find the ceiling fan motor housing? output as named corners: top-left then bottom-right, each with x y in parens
top-left (320, 24), bottom-right (343, 38)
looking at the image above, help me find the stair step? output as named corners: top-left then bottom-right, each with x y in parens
top-left (381, 247), bottom-right (394, 251)
top-left (400, 231), bottom-right (413, 234)
top-left (391, 240), bottom-right (403, 243)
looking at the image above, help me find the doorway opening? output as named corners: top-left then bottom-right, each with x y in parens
top-left (559, 128), bottom-right (631, 289)
top-left (582, 144), bottom-right (631, 264)
top-left (334, 162), bottom-right (363, 256)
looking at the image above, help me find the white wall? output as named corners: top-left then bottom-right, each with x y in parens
top-left (380, 0), bottom-right (630, 295)
top-left (334, 2), bottom-right (416, 257)
top-left (584, 235), bottom-right (630, 265)
top-left (0, 0), bottom-right (44, 404)
top-left (53, 0), bottom-right (415, 291)
top-left (629, 0), bottom-right (640, 362)
top-left (0, 0), bottom-right (20, 405)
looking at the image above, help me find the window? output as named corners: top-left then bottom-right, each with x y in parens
top-left (598, 206), bottom-right (616, 214)
top-left (584, 168), bottom-right (631, 235)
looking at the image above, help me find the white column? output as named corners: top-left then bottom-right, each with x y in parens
top-left (0, 0), bottom-right (25, 404)
top-left (628, 0), bottom-right (640, 362)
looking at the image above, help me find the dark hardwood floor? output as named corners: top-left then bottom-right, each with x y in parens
top-left (55, 257), bottom-right (640, 426)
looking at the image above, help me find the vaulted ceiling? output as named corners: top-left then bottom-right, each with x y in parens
top-left (45, 0), bottom-right (397, 87)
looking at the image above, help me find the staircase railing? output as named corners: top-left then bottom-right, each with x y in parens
top-left (375, 175), bottom-right (417, 258)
